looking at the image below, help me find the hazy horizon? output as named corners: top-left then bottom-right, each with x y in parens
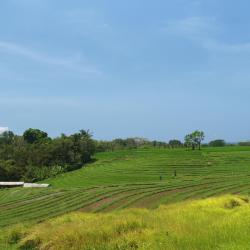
top-left (1, 0), bottom-right (250, 142)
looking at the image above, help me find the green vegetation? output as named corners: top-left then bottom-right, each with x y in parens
top-left (1, 146), bottom-right (250, 229)
top-left (185, 130), bottom-right (205, 150)
top-left (209, 139), bottom-right (226, 147)
top-left (1, 129), bottom-right (250, 249)
top-left (1, 195), bottom-right (250, 249)
top-left (0, 129), bottom-right (95, 182)
top-left (0, 129), bottom-right (171, 182)
top-left (238, 141), bottom-right (250, 146)
top-left (168, 139), bottom-right (183, 148)
top-left (95, 137), bottom-right (168, 152)
top-left (23, 128), bottom-right (49, 144)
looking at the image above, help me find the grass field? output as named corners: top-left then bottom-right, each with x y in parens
top-left (1, 146), bottom-right (250, 228)
top-left (1, 195), bottom-right (250, 249)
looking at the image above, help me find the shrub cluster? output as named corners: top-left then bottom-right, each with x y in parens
top-left (95, 137), bottom-right (169, 152)
top-left (0, 129), bottom-right (95, 182)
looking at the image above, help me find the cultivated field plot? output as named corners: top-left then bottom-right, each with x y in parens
top-left (1, 146), bottom-right (250, 227)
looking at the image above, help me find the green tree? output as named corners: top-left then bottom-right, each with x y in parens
top-left (23, 128), bottom-right (48, 144)
top-left (185, 131), bottom-right (205, 150)
top-left (0, 131), bottom-right (15, 145)
top-left (184, 134), bottom-right (195, 150)
top-left (0, 128), bottom-right (96, 182)
top-left (193, 131), bottom-right (205, 150)
top-left (238, 141), bottom-right (250, 146)
top-left (209, 139), bottom-right (226, 147)
top-left (169, 139), bottom-right (182, 148)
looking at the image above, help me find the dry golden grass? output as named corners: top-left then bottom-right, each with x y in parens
top-left (2, 195), bottom-right (250, 250)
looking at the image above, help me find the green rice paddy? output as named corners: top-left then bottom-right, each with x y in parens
top-left (1, 146), bottom-right (250, 227)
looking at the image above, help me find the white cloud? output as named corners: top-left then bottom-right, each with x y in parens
top-left (162, 16), bottom-right (250, 54)
top-left (0, 41), bottom-right (101, 77)
top-left (162, 17), bottom-right (217, 39)
top-left (0, 127), bottom-right (8, 134)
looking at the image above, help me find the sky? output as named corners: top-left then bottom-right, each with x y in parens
top-left (0, 0), bottom-right (250, 142)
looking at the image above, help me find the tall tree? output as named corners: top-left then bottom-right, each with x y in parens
top-left (23, 128), bottom-right (48, 144)
top-left (193, 131), bottom-right (205, 150)
top-left (185, 131), bottom-right (205, 150)
top-left (184, 134), bottom-right (195, 150)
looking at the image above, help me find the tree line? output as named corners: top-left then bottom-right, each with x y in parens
top-left (0, 129), bottom-right (95, 182)
top-left (0, 129), bottom-right (170, 182)
top-left (95, 137), bottom-right (168, 152)
top-left (0, 128), bottom-right (246, 182)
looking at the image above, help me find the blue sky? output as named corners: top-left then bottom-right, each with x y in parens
top-left (0, 0), bottom-right (250, 142)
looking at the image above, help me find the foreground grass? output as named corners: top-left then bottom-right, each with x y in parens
top-left (2, 195), bottom-right (250, 250)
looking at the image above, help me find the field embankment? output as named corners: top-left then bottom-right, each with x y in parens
top-left (1, 195), bottom-right (250, 250)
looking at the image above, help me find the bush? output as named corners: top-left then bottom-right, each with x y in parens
top-left (224, 199), bottom-right (241, 209)
top-left (0, 129), bottom-right (96, 182)
top-left (238, 141), bottom-right (250, 146)
top-left (209, 139), bottom-right (226, 147)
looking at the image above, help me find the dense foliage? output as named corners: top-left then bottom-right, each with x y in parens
top-left (0, 129), bottom-right (95, 182)
top-left (95, 137), bottom-right (168, 152)
top-left (184, 130), bottom-right (205, 150)
top-left (238, 141), bottom-right (250, 146)
top-left (209, 139), bottom-right (226, 147)
top-left (0, 128), bottom-right (232, 182)
top-left (0, 130), bottom-right (172, 182)
top-left (168, 139), bottom-right (183, 148)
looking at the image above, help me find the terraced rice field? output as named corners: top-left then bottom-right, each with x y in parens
top-left (1, 146), bottom-right (250, 227)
